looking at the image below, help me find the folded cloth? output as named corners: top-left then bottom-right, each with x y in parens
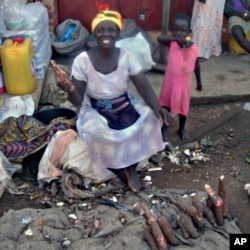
top-left (0, 115), bottom-right (76, 159)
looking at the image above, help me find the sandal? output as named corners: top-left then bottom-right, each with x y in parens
top-left (219, 51), bottom-right (228, 57)
top-left (198, 57), bottom-right (207, 62)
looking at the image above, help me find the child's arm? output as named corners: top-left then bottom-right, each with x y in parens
top-left (157, 34), bottom-right (186, 47)
top-left (194, 58), bottom-right (202, 91)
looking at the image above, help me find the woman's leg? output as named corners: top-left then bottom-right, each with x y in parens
top-left (124, 163), bottom-right (141, 193)
top-left (108, 164), bottom-right (141, 192)
top-left (178, 114), bottom-right (189, 140)
top-left (108, 168), bottom-right (127, 186)
top-left (231, 25), bottom-right (250, 54)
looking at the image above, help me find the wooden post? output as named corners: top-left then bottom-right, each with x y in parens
top-left (159, 0), bottom-right (171, 64)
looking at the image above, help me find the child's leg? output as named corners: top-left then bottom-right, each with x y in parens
top-left (178, 114), bottom-right (189, 140)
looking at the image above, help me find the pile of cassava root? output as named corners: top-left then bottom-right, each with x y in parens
top-left (133, 175), bottom-right (228, 250)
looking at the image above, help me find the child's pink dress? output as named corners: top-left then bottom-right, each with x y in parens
top-left (158, 41), bottom-right (199, 116)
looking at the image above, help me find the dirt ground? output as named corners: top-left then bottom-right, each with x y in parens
top-left (0, 100), bottom-right (249, 235)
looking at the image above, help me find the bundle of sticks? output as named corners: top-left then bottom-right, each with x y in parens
top-left (133, 175), bottom-right (228, 249)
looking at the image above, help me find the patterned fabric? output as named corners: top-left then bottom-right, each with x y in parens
top-left (191, 0), bottom-right (225, 59)
top-left (158, 42), bottom-right (199, 116)
top-left (0, 115), bottom-right (76, 159)
top-left (71, 49), bottom-right (164, 179)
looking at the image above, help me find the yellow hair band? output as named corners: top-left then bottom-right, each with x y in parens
top-left (91, 10), bottom-right (123, 32)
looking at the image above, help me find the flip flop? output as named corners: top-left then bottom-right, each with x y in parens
top-left (219, 51), bottom-right (228, 57)
top-left (198, 57), bottom-right (207, 62)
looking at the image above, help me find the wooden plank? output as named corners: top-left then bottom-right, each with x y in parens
top-left (158, 0), bottom-right (170, 64)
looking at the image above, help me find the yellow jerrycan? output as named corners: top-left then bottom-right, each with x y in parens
top-left (1, 37), bottom-right (36, 95)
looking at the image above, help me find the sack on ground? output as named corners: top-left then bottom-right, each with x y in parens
top-left (51, 19), bottom-right (89, 54)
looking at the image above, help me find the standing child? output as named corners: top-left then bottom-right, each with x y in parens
top-left (157, 13), bottom-right (202, 140)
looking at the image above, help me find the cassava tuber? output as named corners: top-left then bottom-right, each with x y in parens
top-left (202, 203), bottom-right (218, 228)
top-left (50, 60), bottom-right (68, 83)
top-left (176, 215), bottom-right (190, 239)
top-left (142, 225), bottom-right (158, 250)
top-left (218, 175), bottom-right (229, 217)
top-left (157, 215), bottom-right (179, 245)
top-left (133, 202), bottom-right (144, 216)
top-left (174, 200), bottom-right (198, 218)
top-left (174, 199), bottom-right (203, 228)
top-left (204, 184), bottom-right (224, 226)
top-left (181, 213), bottom-right (198, 238)
top-left (140, 202), bottom-right (168, 250)
top-left (190, 193), bottom-right (204, 228)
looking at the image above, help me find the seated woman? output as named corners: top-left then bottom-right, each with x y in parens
top-left (227, 0), bottom-right (250, 54)
top-left (55, 10), bottom-right (170, 193)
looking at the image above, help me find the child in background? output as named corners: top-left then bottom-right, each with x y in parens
top-left (157, 13), bottom-right (202, 140)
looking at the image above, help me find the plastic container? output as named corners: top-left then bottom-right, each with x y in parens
top-left (1, 37), bottom-right (36, 95)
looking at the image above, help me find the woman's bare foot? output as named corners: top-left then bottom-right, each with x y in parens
top-left (110, 177), bottom-right (127, 189)
top-left (178, 129), bottom-right (189, 140)
top-left (124, 165), bottom-right (141, 193)
top-left (107, 168), bottom-right (127, 186)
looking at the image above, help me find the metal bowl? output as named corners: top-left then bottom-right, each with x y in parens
top-left (33, 107), bottom-right (77, 125)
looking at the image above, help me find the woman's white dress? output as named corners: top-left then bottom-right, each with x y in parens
top-left (191, 0), bottom-right (225, 59)
top-left (71, 49), bottom-right (164, 180)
